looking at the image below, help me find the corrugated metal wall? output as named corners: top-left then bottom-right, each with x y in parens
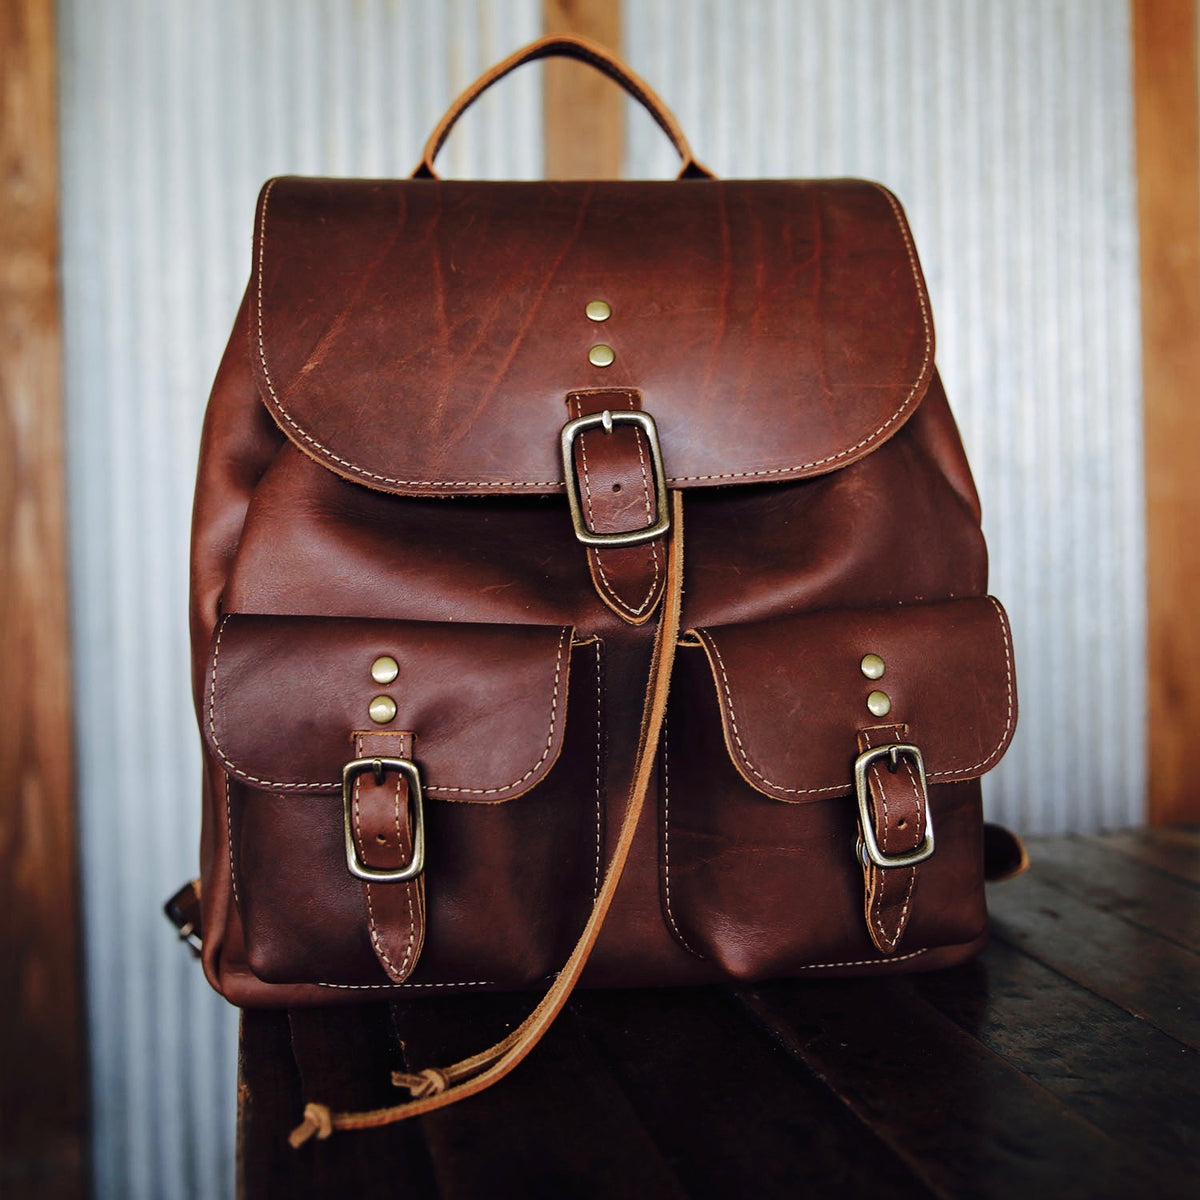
top-left (57, 3), bottom-right (541, 1197)
top-left (623, 0), bottom-right (1145, 836)
top-left (57, 2), bottom-right (1143, 1197)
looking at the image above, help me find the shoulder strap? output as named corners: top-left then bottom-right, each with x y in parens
top-left (289, 490), bottom-right (686, 1146)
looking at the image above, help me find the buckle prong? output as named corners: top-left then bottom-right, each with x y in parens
top-left (342, 757), bottom-right (426, 883)
top-left (854, 743), bottom-right (935, 869)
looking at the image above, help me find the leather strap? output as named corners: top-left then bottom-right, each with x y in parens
top-left (289, 490), bottom-right (687, 1146)
top-left (856, 724), bottom-right (926, 954)
top-left (411, 34), bottom-right (714, 181)
top-left (567, 390), bottom-right (666, 625)
top-left (349, 731), bottom-right (426, 983)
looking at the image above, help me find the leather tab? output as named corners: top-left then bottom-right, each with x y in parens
top-left (856, 724), bottom-right (927, 954)
top-left (350, 731), bottom-right (426, 982)
top-left (567, 390), bottom-right (666, 624)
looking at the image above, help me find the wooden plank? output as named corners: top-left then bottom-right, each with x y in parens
top-left (239, 1006), bottom-right (438, 1200)
top-left (735, 976), bottom-right (1174, 1199)
top-left (1095, 825), bottom-right (1200, 885)
top-left (0, 3), bottom-right (86, 1198)
top-left (915, 938), bottom-right (1200, 1169)
top-left (543, 0), bottom-right (624, 178)
top-left (1134, 0), bottom-right (1200, 824)
top-left (409, 995), bottom-right (688, 1200)
top-left (569, 986), bottom-right (930, 1199)
top-left (1024, 834), bottom-right (1200, 952)
top-left (988, 871), bottom-right (1200, 1049)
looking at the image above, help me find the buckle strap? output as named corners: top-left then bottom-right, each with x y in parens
top-left (561, 391), bottom-right (669, 626)
top-left (289, 489), bottom-right (686, 1146)
top-left (855, 724), bottom-right (931, 955)
top-left (343, 731), bottom-right (426, 984)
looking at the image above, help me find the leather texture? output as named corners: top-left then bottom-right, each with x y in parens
top-left (249, 176), bottom-right (932, 496)
top-left (188, 37), bottom-right (1017, 1015)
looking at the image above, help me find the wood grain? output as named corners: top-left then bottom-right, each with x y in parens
top-left (543, 0), bottom-right (624, 178)
top-left (1134, 0), bottom-right (1200, 824)
top-left (238, 831), bottom-right (1200, 1197)
top-left (0, 2), bottom-right (86, 1197)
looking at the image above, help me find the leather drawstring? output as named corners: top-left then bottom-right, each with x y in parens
top-left (289, 491), bottom-right (686, 1147)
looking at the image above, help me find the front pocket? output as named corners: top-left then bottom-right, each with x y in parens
top-left (204, 616), bottom-right (603, 989)
top-left (662, 597), bottom-right (1017, 977)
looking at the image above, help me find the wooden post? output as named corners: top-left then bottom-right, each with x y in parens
top-left (0, 1), bottom-right (87, 1195)
top-left (1133, 0), bottom-right (1200, 825)
top-left (543, 0), bottom-right (624, 178)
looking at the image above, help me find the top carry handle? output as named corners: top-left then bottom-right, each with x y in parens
top-left (412, 33), bottom-right (715, 180)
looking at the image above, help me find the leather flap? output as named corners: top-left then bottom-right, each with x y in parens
top-left (204, 615), bottom-right (575, 802)
top-left (689, 597), bottom-right (1016, 802)
top-left (251, 176), bottom-right (934, 496)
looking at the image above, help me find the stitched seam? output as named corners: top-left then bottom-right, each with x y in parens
top-left (929, 596), bottom-right (1015, 778)
top-left (661, 715), bottom-right (703, 958)
top-left (861, 727), bottom-right (916, 951)
top-left (224, 772), bottom-right (241, 910)
top-left (429, 627), bottom-right (569, 794)
top-left (592, 640), bottom-right (603, 901)
top-left (701, 599), bottom-right (1014, 795)
top-left (792, 948), bottom-right (929, 971)
top-left (356, 768), bottom-right (417, 983)
top-left (208, 624), bottom-right (570, 796)
top-left (316, 979), bottom-right (495, 990)
top-left (702, 633), bottom-right (845, 796)
top-left (254, 182), bottom-right (929, 490)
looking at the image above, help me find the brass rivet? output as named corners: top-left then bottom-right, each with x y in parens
top-left (866, 690), bottom-right (892, 718)
top-left (371, 655), bottom-right (399, 685)
top-left (368, 695), bottom-right (397, 725)
top-left (585, 299), bottom-right (612, 322)
top-left (860, 653), bottom-right (885, 680)
top-left (588, 344), bottom-right (615, 368)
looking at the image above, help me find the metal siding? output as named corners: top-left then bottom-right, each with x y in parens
top-left (625, 0), bottom-right (1146, 835)
top-left (56, 3), bottom-right (541, 1197)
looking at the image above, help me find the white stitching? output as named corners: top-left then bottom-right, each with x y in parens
top-left (429, 627), bottom-right (569, 794)
top-left (661, 714), bottom-right (704, 958)
top-left (592, 640), bottom-right (603, 902)
top-left (698, 598), bottom-right (1015, 796)
top-left (790, 948), bottom-right (929, 971)
top-left (355, 754), bottom-right (417, 981)
top-left (316, 979), bottom-right (495, 990)
top-left (860, 726), bottom-right (917, 951)
top-left (224, 772), bottom-right (240, 910)
top-left (208, 623), bottom-right (571, 797)
top-left (254, 181), bottom-right (932, 491)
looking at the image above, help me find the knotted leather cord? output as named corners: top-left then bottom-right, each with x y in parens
top-left (289, 491), bottom-right (686, 1147)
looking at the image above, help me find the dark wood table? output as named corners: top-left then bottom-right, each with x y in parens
top-left (239, 828), bottom-right (1200, 1198)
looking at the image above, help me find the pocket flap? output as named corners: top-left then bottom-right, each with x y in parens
top-left (689, 597), bottom-right (1016, 802)
top-left (204, 615), bottom-right (575, 801)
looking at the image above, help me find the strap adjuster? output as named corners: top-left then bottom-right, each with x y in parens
top-left (853, 743), bottom-right (935, 869)
top-left (342, 757), bottom-right (426, 883)
top-left (560, 409), bottom-right (671, 547)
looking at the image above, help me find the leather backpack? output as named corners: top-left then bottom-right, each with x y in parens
top-left (177, 35), bottom-right (1021, 1142)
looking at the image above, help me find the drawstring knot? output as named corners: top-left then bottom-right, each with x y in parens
top-left (288, 1102), bottom-right (333, 1148)
top-left (391, 1067), bottom-right (449, 1098)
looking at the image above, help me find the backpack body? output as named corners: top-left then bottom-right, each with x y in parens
top-left (190, 174), bottom-right (1016, 1008)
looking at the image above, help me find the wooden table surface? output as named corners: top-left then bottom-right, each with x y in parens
top-left (239, 827), bottom-right (1200, 1199)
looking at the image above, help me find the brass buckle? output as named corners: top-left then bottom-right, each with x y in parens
top-left (560, 409), bottom-right (671, 547)
top-left (853, 743), bottom-right (935, 869)
top-left (341, 757), bottom-right (426, 883)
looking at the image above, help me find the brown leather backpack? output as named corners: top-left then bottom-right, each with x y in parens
top-left (182, 35), bottom-right (1020, 1141)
